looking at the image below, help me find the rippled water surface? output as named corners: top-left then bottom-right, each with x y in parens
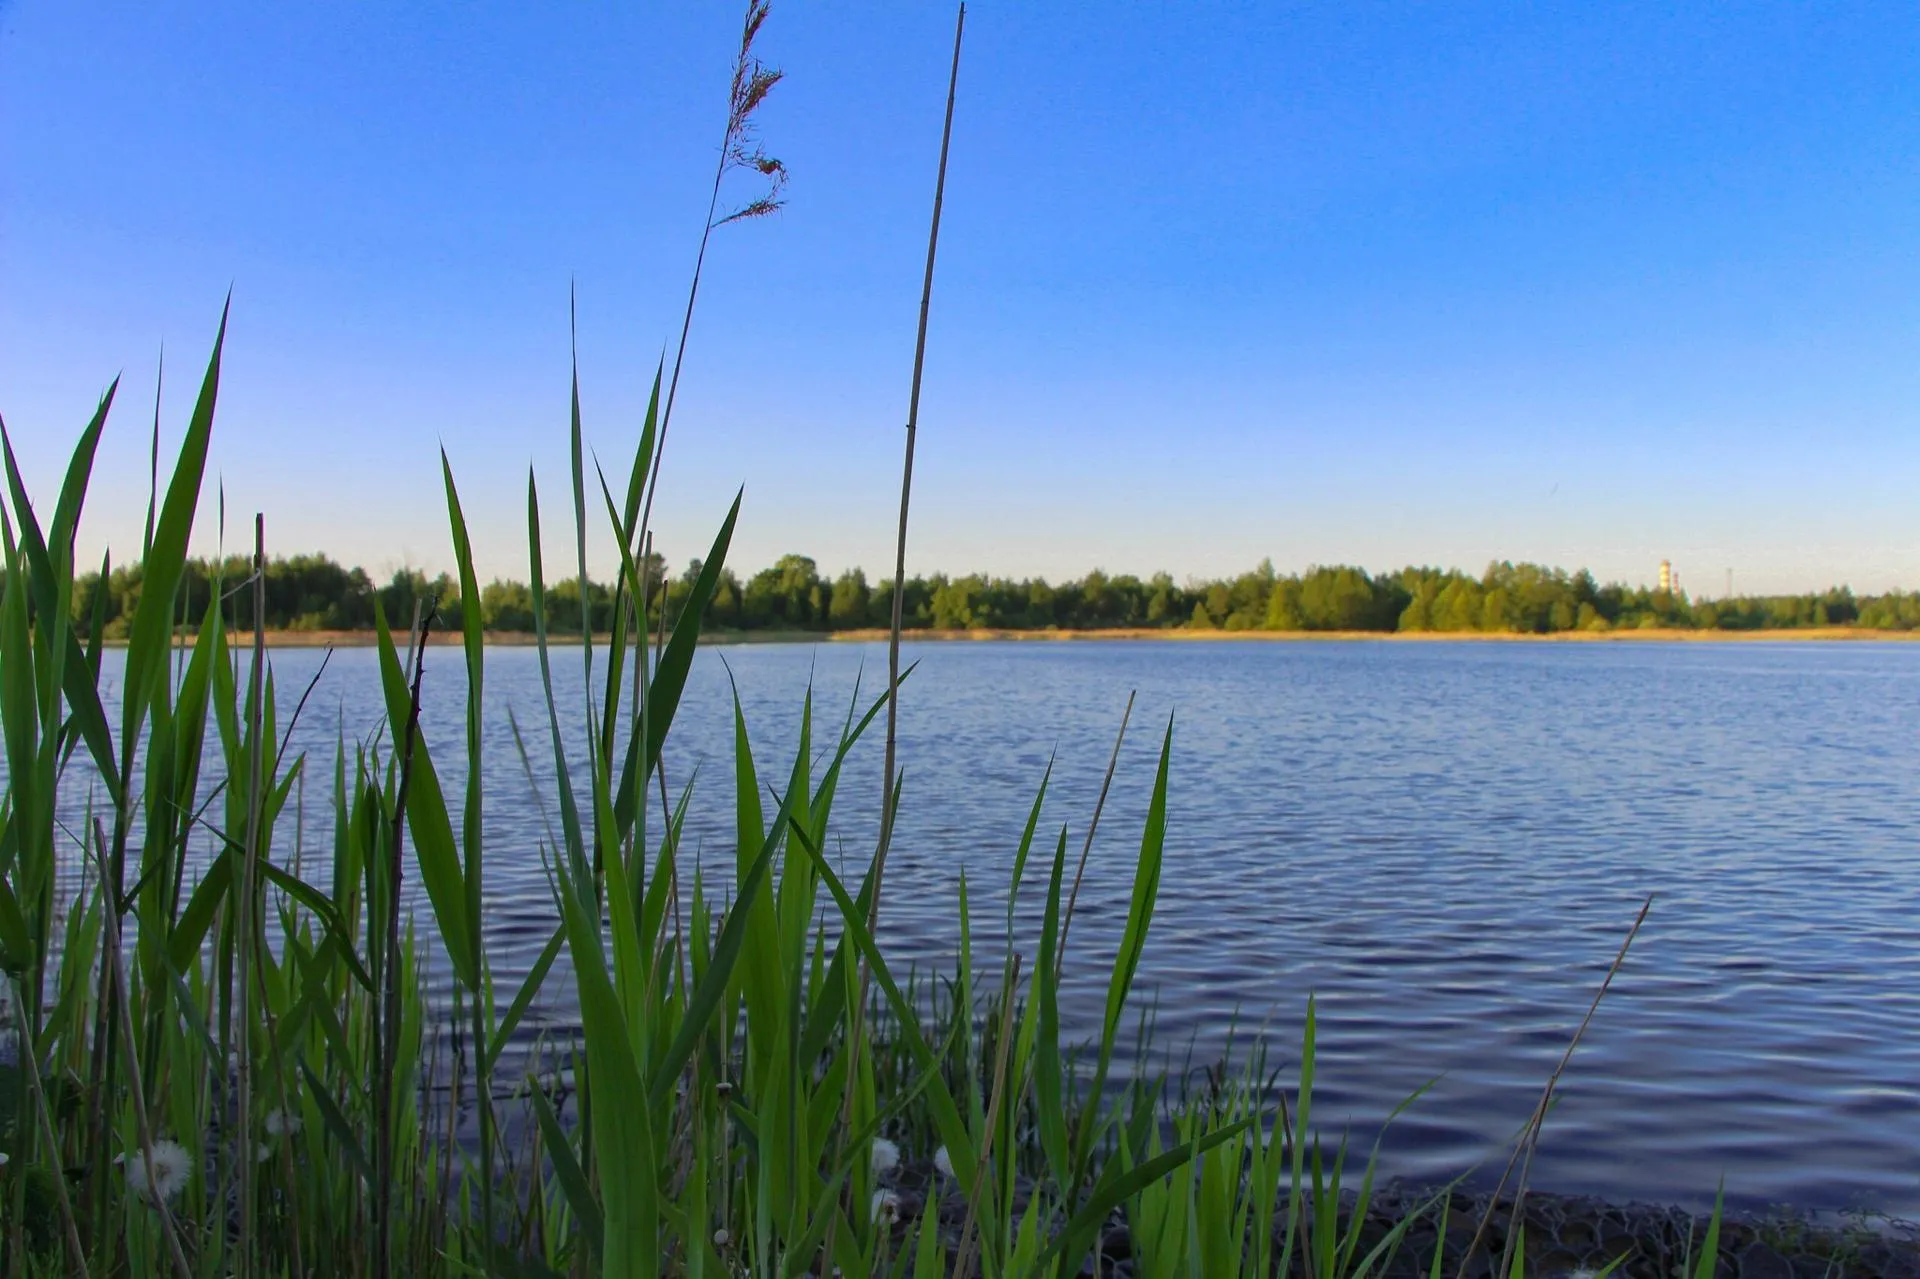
top-left (72, 640), bottom-right (1920, 1216)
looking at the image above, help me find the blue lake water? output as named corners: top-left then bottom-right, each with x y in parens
top-left (57, 639), bottom-right (1920, 1217)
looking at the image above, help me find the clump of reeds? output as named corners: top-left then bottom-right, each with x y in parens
top-left (0, 327), bottom-right (1713, 1279)
top-left (0, 5), bottom-right (1714, 1278)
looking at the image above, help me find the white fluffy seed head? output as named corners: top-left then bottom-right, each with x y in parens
top-left (264, 1107), bottom-right (302, 1138)
top-left (870, 1136), bottom-right (900, 1176)
top-left (870, 1188), bottom-right (900, 1224)
top-left (933, 1145), bottom-right (954, 1180)
top-left (119, 1140), bottom-right (193, 1204)
top-left (712, 1227), bottom-right (730, 1248)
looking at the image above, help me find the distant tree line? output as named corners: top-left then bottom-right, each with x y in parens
top-left (17, 552), bottom-right (1920, 638)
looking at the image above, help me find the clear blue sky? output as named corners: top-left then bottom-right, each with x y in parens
top-left (4, 2), bottom-right (1917, 594)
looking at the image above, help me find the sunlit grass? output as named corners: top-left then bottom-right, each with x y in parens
top-left (0, 6), bottom-right (1724, 1272)
top-left (0, 314), bottom-right (1734, 1279)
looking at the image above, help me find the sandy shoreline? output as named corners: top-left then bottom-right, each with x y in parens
top-left (115, 625), bottom-right (1920, 649)
top-left (822, 625), bottom-right (1920, 644)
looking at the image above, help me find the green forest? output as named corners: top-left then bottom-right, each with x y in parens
top-left (35, 552), bottom-right (1920, 637)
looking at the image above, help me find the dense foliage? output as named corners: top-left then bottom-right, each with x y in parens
top-left (38, 553), bottom-right (1920, 637)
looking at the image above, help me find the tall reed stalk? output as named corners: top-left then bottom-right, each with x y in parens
top-left (875, 1), bottom-right (966, 915)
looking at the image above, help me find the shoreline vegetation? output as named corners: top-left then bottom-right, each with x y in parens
top-left (7, 8), bottom-right (1912, 1277)
top-left (141, 622), bottom-right (1920, 648)
top-left (49, 551), bottom-right (1920, 643)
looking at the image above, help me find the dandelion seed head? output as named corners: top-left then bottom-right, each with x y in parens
top-left (870, 1136), bottom-right (900, 1176)
top-left (119, 1140), bottom-right (193, 1204)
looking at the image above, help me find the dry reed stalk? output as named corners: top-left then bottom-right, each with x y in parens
top-left (872, 1), bottom-right (965, 926)
top-left (818, 12), bottom-right (965, 1270)
top-left (638, 0), bottom-right (786, 545)
top-left (1467, 894), bottom-right (1654, 1279)
top-left (13, 975), bottom-right (87, 1275)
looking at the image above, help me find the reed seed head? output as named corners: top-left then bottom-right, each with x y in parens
top-left (713, 0), bottom-right (788, 228)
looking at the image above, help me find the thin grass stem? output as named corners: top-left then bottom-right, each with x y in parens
top-left (13, 974), bottom-right (88, 1276)
top-left (873, 1), bottom-right (966, 921)
top-left (1471, 895), bottom-right (1654, 1279)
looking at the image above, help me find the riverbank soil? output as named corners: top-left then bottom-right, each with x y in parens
top-left (871, 1161), bottom-right (1920, 1278)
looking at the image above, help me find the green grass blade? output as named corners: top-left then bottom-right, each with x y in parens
top-left (526, 469), bottom-right (591, 886)
top-left (486, 924), bottom-right (566, 1073)
top-left (258, 861), bottom-right (377, 993)
top-left (612, 489), bottom-right (742, 836)
top-left (645, 801), bottom-right (780, 1110)
top-left (555, 856), bottom-right (658, 1278)
top-left (300, 1059), bottom-right (376, 1187)
top-left (441, 450), bottom-right (489, 980)
top-left (167, 848), bottom-right (231, 973)
top-left (1691, 1181), bottom-right (1724, 1279)
top-left (780, 816), bottom-right (980, 1195)
top-left (529, 1079), bottom-right (603, 1262)
top-left (373, 600), bottom-right (477, 989)
top-left (1008, 754), bottom-right (1053, 937)
top-left (60, 628), bottom-right (120, 807)
top-left (624, 364), bottom-right (662, 542)
top-left (0, 512), bottom-right (38, 872)
top-left (0, 423), bottom-right (64, 635)
top-left (1034, 828), bottom-right (1070, 1180)
top-left (0, 880), bottom-right (33, 974)
top-left (48, 378), bottom-right (118, 568)
top-left (1101, 715), bottom-right (1172, 1050)
top-left (124, 299), bottom-right (227, 737)
top-left (1036, 1118), bottom-right (1255, 1277)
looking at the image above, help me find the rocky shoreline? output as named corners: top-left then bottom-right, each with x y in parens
top-left (872, 1156), bottom-right (1920, 1278)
